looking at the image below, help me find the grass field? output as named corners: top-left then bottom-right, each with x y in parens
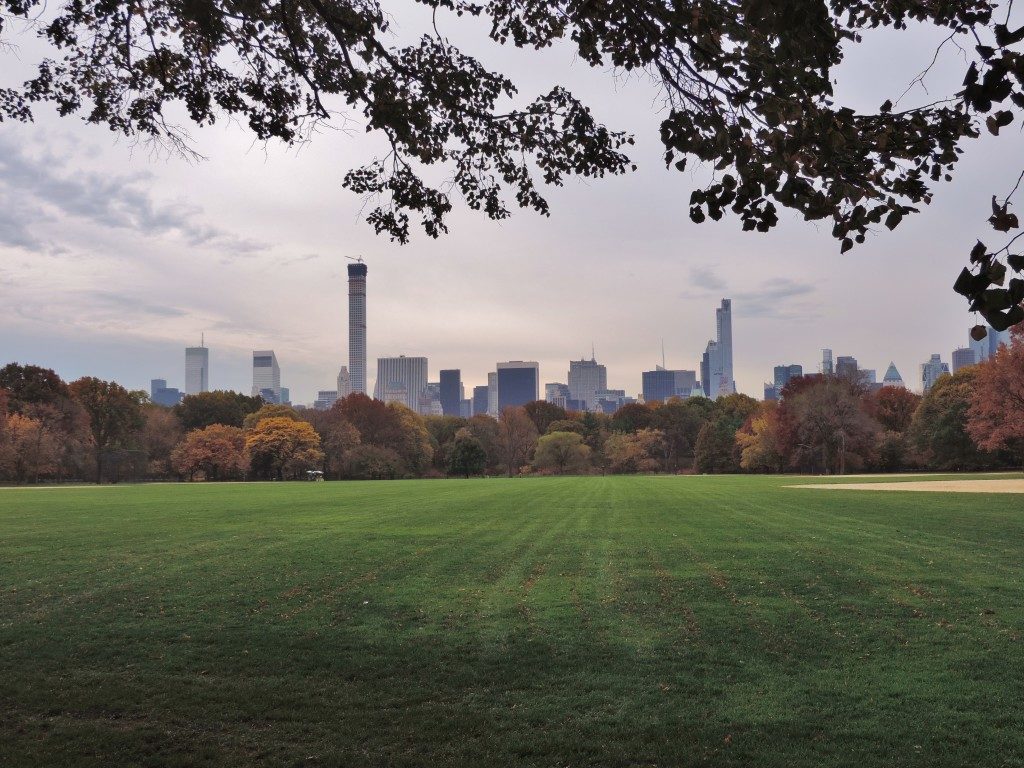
top-left (2, 475), bottom-right (1023, 767)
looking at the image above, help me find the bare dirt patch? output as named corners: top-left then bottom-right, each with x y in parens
top-left (789, 479), bottom-right (1024, 494)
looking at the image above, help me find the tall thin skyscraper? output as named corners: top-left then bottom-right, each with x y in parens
top-left (185, 339), bottom-right (209, 395)
top-left (348, 262), bottom-right (368, 395)
top-left (337, 366), bottom-right (352, 399)
top-left (716, 299), bottom-right (734, 392)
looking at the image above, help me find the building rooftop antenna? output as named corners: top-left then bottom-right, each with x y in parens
top-left (661, 338), bottom-right (666, 369)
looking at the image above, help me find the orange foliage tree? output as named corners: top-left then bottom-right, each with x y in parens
top-left (171, 425), bottom-right (249, 481)
top-left (967, 330), bottom-right (1024, 466)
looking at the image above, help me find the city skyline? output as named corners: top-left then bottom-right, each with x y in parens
top-left (2, 16), bottom-right (1020, 407)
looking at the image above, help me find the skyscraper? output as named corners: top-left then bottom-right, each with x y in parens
top-left (373, 356), bottom-right (427, 412)
top-left (642, 368), bottom-right (698, 403)
top-left (702, 299), bottom-right (735, 399)
top-left (821, 349), bottom-right (834, 376)
top-left (472, 385), bottom-right (489, 417)
top-left (150, 379), bottom-right (183, 407)
top-left (496, 361), bottom-right (540, 411)
top-left (920, 354), bottom-right (949, 392)
top-left (439, 369), bottom-right (462, 416)
top-left (487, 372), bottom-right (498, 418)
top-left (836, 356), bottom-right (859, 380)
top-left (882, 362), bottom-right (905, 388)
top-left (337, 366), bottom-right (352, 399)
top-left (185, 341), bottom-right (209, 395)
top-left (952, 347), bottom-right (977, 373)
top-left (764, 364), bottom-right (802, 400)
top-left (252, 350), bottom-right (281, 402)
top-left (348, 262), bottom-right (368, 394)
top-left (568, 355), bottom-right (607, 411)
top-left (969, 325), bottom-right (1011, 363)
top-left (545, 382), bottom-right (571, 409)
top-left (717, 298), bottom-right (734, 391)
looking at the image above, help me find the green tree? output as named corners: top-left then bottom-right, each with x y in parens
top-left (650, 397), bottom-right (716, 470)
top-left (532, 431), bottom-right (591, 475)
top-left (693, 394), bottom-right (759, 474)
top-left (174, 391), bottom-right (263, 430)
top-left (911, 368), bottom-right (996, 470)
top-left (68, 377), bottom-right (145, 483)
top-left (523, 401), bottom-right (569, 435)
top-left (447, 428), bottom-right (488, 478)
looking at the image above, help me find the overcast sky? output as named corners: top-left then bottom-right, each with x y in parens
top-left (2, 6), bottom-right (1021, 402)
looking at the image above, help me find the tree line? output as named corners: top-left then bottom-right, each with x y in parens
top-left (1, 331), bottom-right (1021, 483)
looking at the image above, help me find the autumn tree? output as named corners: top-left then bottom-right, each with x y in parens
top-left (867, 386), bottom-right (923, 434)
top-left (496, 407), bottom-right (539, 477)
top-left (736, 402), bottom-right (784, 473)
top-left (140, 405), bottom-right (184, 478)
top-left (523, 401), bottom-right (569, 436)
top-left (783, 378), bottom-right (879, 474)
top-left (1, 413), bottom-right (60, 483)
top-left (967, 333), bottom-right (1024, 465)
top-left (610, 403), bottom-right (655, 434)
top-left (604, 429), bottom-right (667, 474)
top-left (303, 405), bottom-right (361, 478)
top-left (68, 377), bottom-right (146, 483)
top-left (532, 431), bottom-right (591, 475)
top-left (246, 417), bottom-right (324, 480)
top-left (171, 425), bottom-right (248, 481)
top-left (243, 403), bottom-right (301, 430)
top-left (342, 445), bottom-right (405, 480)
top-left (447, 428), bottom-right (488, 478)
top-left (174, 391), bottom-right (263, 430)
top-left (0, 363), bottom-right (90, 480)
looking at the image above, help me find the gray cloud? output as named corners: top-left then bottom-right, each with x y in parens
top-left (0, 132), bottom-right (266, 256)
top-left (87, 291), bottom-right (188, 319)
top-left (734, 278), bottom-right (820, 319)
top-left (689, 265), bottom-right (727, 291)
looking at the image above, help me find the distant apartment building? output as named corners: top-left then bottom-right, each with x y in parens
top-left (968, 325), bottom-right (1011, 364)
top-left (545, 382), bottom-right (571, 410)
top-left (496, 361), bottom-right (540, 411)
top-left (337, 366), bottom-right (352, 399)
top-left (951, 347), bottom-right (977, 373)
top-left (374, 356), bottom-right (428, 412)
top-left (568, 356), bottom-right (607, 411)
top-left (882, 362), bottom-right (905, 388)
top-left (150, 379), bottom-right (183, 407)
top-left (920, 354), bottom-right (949, 392)
top-left (185, 343), bottom-right (209, 394)
top-left (821, 348), bottom-right (834, 376)
top-left (835, 355), bottom-right (859, 380)
top-left (642, 368), bottom-right (698, 403)
top-left (764, 364), bottom-right (802, 401)
top-left (314, 391), bottom-right (339, 410)
top-left (459, 400), bottom-right (472, 418)
top-left (420, 382), bottom-right (444, 416)
top-left (594, 389), bottom-right (629, 414)
top-left (439, 369), bottom-right (462, 416)
top-left (472, 385), bottom-right (489, 417)
top-left (252, 350), bottom-right (281, 402)
top-left (487, 372), bottom-right (498, 418)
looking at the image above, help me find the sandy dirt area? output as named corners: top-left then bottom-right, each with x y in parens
top-left (790, 479), bottom-right (1024, 494)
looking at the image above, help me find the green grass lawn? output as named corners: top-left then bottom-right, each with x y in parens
top-left (2, 475), bottom-right (1023, 767)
